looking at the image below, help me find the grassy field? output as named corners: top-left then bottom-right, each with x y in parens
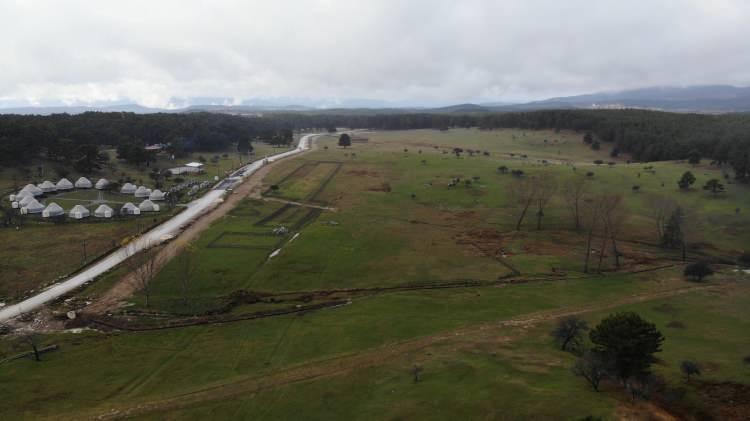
top-left (140, 129), bottom-right (748, 313)
top-left (1, 129), bottom-right (749, 419)
top-left (0, 214), bottom-right (176, 302)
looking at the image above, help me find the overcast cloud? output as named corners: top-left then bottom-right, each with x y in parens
top-left (2, 0), bottom-right (750, 108)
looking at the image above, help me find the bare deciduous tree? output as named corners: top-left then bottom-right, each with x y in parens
top-left (646, 195), bottom-right (677, 243)
top-left (22, 332), bottom-right (42, 362)
top-left (552, 316), bottom-right (589, 351)
top-left (572, 350), bottom-right (608, 392)
top-left (597, 195), bottom-right (625, 272)
top-left (582, 195), bottom-right (606, 273)
top-left (562, 177), bottom-right (588, 231)
top-left (510, 175), bottom-right (540, 231)
top-left (605, 198), bottom-right (629, 269)
top-left (127, 245), bottom-right (164, 308)
top-left (535, 173), bottom-right (557, 230)
top-left (412, 365), bottom-right (423, 383)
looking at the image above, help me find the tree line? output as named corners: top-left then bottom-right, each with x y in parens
top-left (477, 109), bottom-right (750, 180)
top-left (0, 112), bottom-right (296, 168)
top-left (2, 109), bottom-right (750, 180)
top-left (283, 109), bottom-right (750, 180)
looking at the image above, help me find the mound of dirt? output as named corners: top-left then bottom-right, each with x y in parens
top-left (698, 381), bottom-right (750, 420)
top-left (619, 249), bottom-right (660, 265)
top-left (654, 380), bottom-right (750, 420)
top-left (444, 210), bottom-right (477, 222)
top-left (454, 229), bottom-right (505, 258)
top-left (347, 170), bottom-right (380, 177)
top-left (455, 229), bottom-right (503, 243)
top-left (368, 183), bottom-right (391, 192)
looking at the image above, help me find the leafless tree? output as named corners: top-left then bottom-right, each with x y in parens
top-left (605, 198), bottom-right (629, 269)
top-left (582, 195), bottom-right (606, 273)
top-left (510, 175), bottom-right (540, 231)
top-left (646, 195), bottom-right (677, 243)
top-left (535, 173), bottom-right (557, 230)
top-left (412, 365), bottom-right (423, 383)
top-left (128, 245), bottom-right (163, 308)
top-left (572, 350), bottom-right (608, 392)
top-left (597, 195), bottom-right (625, 272)
top-left (21, 332), bottom-right (42, 362)
top-left (562, 177), bottom-right (588, 231)
top-left (552, 316), bottom-right (589, 351)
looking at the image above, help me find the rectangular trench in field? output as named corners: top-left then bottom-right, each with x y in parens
top-left (264, 161), bottom-right (343, 204)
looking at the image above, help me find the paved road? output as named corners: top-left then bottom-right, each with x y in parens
top-left (0, 133), bottom-right (321, 322)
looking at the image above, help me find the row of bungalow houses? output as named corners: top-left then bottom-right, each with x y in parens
top-left (16, 199), bottom-right (160, 219)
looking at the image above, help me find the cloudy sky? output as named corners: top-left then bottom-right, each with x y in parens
top-left (2, 0), bottom-right (750, 108)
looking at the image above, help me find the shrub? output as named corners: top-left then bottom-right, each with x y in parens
top-left (680, 360), bottom-right (701, 382)
top-left (738, 252), bottom-right (750, 268)
top-left (684, 261), bottom-right (714, 281)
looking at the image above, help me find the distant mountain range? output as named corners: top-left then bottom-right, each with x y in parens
top-left (508, 85), bottom-right (750, 113)
top-left (3, 85), bottom-right (750, 115)
top-left (0, 104), bottom-right (167, 115)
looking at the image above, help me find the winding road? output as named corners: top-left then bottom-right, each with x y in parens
top-left (0, 133), bottom-right (322, 322)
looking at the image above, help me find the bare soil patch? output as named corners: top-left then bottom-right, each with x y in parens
top-left (707, 383), bottom-right (750, 419)
top-left (656, 381), bottom-right (750, 421)
top-left (346, 169), bottom-right (380, 177)
top-left (454, 229), bottom-right (504, 258)
top-left (367, 183), bottom-right (391, 192)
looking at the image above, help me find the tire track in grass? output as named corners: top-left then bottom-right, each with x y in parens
top-left (117, 329), bottom-right (205, 399)
top-left (253, 315), bottom-right (299, 421)
top-left (85, 282), bottom-right (728, 420)
top-left (228, 317), bottom-right (299, 421)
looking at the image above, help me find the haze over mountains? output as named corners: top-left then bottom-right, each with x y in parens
top-left (3, 85), bottom-right (750, 115)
